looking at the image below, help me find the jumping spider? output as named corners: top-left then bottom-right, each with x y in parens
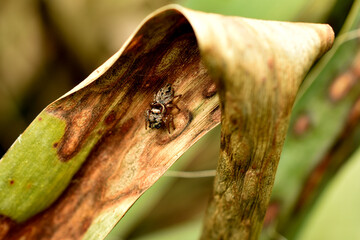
top-left (145, 83), bottom-right (181, 133)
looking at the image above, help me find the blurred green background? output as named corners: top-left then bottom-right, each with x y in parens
top-left (2, 0), bottom-right (360, 239)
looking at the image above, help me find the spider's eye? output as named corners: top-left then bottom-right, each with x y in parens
top-left (152, 108), bottom-right (161, 114)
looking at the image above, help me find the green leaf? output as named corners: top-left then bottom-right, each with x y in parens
top-left (183, 0), bottom-right (336, 22)
top-left (268, 0), bottom-right (360, 237)
top-left (295, 146), bottom-right (360, 240)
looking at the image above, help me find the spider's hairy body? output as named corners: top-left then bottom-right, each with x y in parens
top-left (145, 84), bottom-right (181, 133)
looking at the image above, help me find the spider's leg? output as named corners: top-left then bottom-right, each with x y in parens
top-left (150, 102), bottom-right (157, 108)
top-left (167, 114), bottom-right (175, 131)
top-left (163, 115), bottom-right (171, 133)
top-left (166, 103), bottom-right (181, 112)
top-left (145, 109), bottom-right (150, 130)
top-left (168, 95), bottom-right (181, 111)
top-left (151, 102), bottom-right (166, 114)
top-left (159, 103), bottom-right (166, 114)
top-left (171, 114), bottom-right (175, 130)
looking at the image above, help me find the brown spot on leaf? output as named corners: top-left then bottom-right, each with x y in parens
top-left (263, 201), bottom-right (280, 226)
top-left (267, 57), bottom-right (274, 70)
top-left (210, 105), bottom-right (221, 123)
top-left (104, 111), bottom-right (117, 126)
top-left (293, 154), bottom-right (331, 213)
top-left (329, 71), bottom-right (356, 102)
top-left (230, 115), bottom-right (238, 125)
top-left (126, 34), bottom-right (143, 52)
top-left (118, 118), bottom-right (135, 135)
top-left (351, 49), bottom-right (360, 77)
top-left (203, 82), bottom-right (217, 98)
top-left (241, 170), bottom-right (258, 201)
top-left (38, 117), bottom-right (42, 121)
top-left (347, 96), bottom-right (360, 125)
top-left (293, 96), bottom-right (360, 216)
top-left (9, 180), bottom-right (14, 185)
top-left (57, 107), bottom-right (97, 162)
top-left (293, 114), bottom-right (311, 136)
top-left (53, 142), bottom-right (58, 148)
top-left (81, 217), bottom-right (93, 233)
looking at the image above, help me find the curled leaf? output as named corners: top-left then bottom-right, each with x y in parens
top-left (0, 4), bottom-right (333, 240)
top-left (195, 7), bottom-right (334, 240)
